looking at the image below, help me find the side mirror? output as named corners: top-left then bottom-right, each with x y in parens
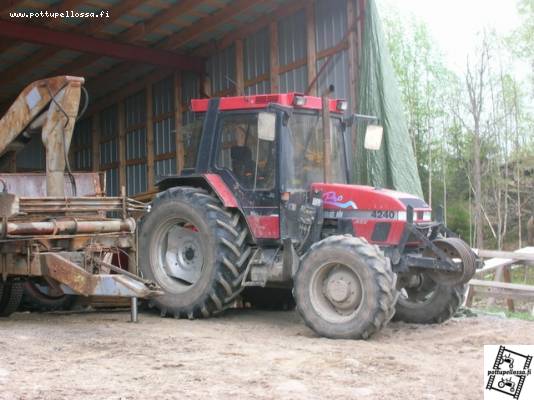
top-left (364, 125), bottom-right (383, 150)
top-left (258, 112), bottom-right (276, 141)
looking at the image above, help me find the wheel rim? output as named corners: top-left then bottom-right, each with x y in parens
top-left (151, 217), bottom-right (205, 292)
top-left (309, 262), bottom-right (364, 324)
top-left (398, 273), bottom-right (439, 306)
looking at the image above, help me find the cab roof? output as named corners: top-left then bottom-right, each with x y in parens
top-left (190, 92), bottom-right (347, 113)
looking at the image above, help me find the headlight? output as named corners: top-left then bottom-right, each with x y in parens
top-left (423, 211), bottom-right (432, 221)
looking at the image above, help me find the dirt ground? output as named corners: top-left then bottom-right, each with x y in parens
top-left (0, 309), bottom-right (532, 400)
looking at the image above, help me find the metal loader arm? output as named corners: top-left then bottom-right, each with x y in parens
top-left (0, 76), bottom-right (84, 195)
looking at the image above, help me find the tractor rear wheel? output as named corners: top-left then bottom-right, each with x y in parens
top-left (393, 273), bottom-right (466, 324)
top-left (139, 187), bottom-right (251, 319)
top-left (293, 235), bottom-right (397, 339)
top-left (0, 280), bottom-right (23, 317)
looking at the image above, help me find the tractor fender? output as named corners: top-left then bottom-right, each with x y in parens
top-left (157, 174), bottom-right (239, 209)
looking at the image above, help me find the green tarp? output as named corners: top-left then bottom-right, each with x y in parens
top-left (354, 0), bottom-right (423, 198)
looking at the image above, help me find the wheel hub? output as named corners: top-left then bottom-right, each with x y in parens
top-left (323, 269), bottom-right (362, 312)
top-left (163, 224), bottom-right (204, 285)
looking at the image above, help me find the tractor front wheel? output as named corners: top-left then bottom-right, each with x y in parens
top-left (139, 187), bottom-right (251, 319)
top-left (293, 235), bottom-right (397, 339)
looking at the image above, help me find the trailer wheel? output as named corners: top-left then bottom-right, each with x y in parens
top-left (139, 187), bottom-right (251, 319)
top-left (0, 280), bottom-right (23, 317)
top-left (293, 235), bottom-right (397, 339)
top-left (21, 279), bottom-right (74, 311)
top-left (393, 273), bottom-right (466, 324)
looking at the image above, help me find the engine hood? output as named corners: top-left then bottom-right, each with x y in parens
top-left (311, 183), bottom-right (430, 211)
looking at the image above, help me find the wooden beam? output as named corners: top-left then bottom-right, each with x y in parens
top-left (347, 0), bottom-right (358, 112)
top-left (305, 1), bottom-right (317, 95)
top-left (85, 68), bottom-right (170, 116)
top-left (174, 71), bottom-right (184, 173)
top-left (235, 39), bottom-right (244, 95)
top-left (91, 112), bottom-right (100, 172)
top-left (146, 83), bottom-right (155, 189)
top-left (165, 0), bottom-right (269, 50)
top-left (269, 20), bottom-right (279, 93)
top-left (119, 0), bottom-right (199, 43)
top-left (194, 0), bottom-right (307, 57)
top-left (468, 279), bottom-right (534, 301)
top-left (118, 101), bottom-right (126, 192)
top-left (0, 19), bottom-right (205, 71)
top-left (0, 45), bottom-right (61, 86)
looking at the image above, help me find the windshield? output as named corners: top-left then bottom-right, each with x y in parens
top-left (282, 111), bottom-right (348, 191)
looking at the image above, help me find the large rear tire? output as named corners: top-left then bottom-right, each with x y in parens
top-left (0, 280), bottom-right (23, 317)
top-left (139, 187), bottom-right (251, 318)
top-left (293, 235), bottom-right (397, 339)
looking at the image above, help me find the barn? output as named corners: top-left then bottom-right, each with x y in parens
top-left (0, 0), bottom-right (375, 200)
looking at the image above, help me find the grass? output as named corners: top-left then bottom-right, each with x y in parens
top-left (470, 306), bottom-right (534, 321)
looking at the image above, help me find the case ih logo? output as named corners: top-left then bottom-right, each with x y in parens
top-left (485, 346), bottom-right (533, 399)
top-left (322, 191), bottom-right (357, 210)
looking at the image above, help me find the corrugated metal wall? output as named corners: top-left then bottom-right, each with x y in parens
top-left (278, 9), bottom-right (308, 93)
top-left (15, 134), bottom-right (45, 171)
top-left (152, 76), bottom-right (176, 179)
top-left (315, 0), bottom-right (350, 104)
top-left (243, 27), bottom-right (270, 95)
top-left (99, 104), bottom-right (119, 196)
top-left (207, 44), bottom-right (236, 95)
top-left (72, 118), bottom-right (92, 171)
top-left (124, 90), bottom-right (148, 196)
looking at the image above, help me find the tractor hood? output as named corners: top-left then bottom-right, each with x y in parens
top-left (311, 183), bottom-right (430, 212)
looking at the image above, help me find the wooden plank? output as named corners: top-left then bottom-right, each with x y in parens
top-left (235, 39), bottom-right (244, 95)
top-left (119, 0), bottom-right (199, 43)
top-left (91, 112), bottom-right (100, 172)
top-left (468, 279), bottom-right (534, 301)
top-left (269, 20), bottom-right (279, 93)
top-left (475, 248), bottom-right (534, 262)
top-left (174, 71), bottom-right (184, 173)
top-left (194, 0), bottom-right (307, 57)
top-left (347, 0), bottom-right (358, 113)
top-left (305, 1), bottom-right (317, 95)
top-left (146, 83), bottom-right (155, 190)
top-left (118, 101), bottom-right (126, 192)
top-left (165, 0), bottom-right (270, 50)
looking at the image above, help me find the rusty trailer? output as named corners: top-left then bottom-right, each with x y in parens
top-left (0, 76), bottom-right (160, 320)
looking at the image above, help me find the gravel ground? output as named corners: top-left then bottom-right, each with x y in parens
top-left (0, 309), bottom-right (532, 400)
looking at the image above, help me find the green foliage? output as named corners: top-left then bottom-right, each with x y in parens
top-left (446, 202), bottom-right (471, 241)
top-left (376, 0), bottom-right (533, 249)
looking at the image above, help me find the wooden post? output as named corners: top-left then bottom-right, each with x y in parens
top-left (305, 1), bottom-right (317, 95)
top-left (235, 39), bottom-right (245, 95)
top-left (269, 20), bottom-right (279, 93)
top-left (118, 101), bottom-right (126, 192)
top-left (146, 83), bottom-right (154, 190)
top-left (174, 71), bottom-right (184, 174)
top-left (347, 0), bottom-right (358, 111)
top-left (502, 266), bottom-right (515, 312)
top-left (91, 113), bottom-right (100, 172)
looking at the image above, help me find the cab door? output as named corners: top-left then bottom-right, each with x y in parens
top-left (211, 110), bottom-right (280, 243)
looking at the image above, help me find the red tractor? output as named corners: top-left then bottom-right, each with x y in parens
top-left (139, 92), bottom-right (478, 339)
